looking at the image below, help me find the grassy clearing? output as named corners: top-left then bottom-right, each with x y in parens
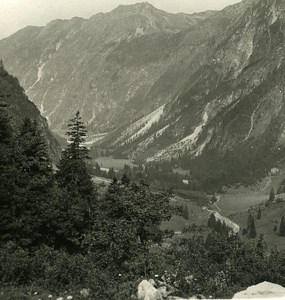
top-left (217, 193), bottom-right (268, 216)
top-left (160, 196), bottom-right (210, 233)
top-left (93, 157), bottom-right (136, 170)
top-left (231, 201), bottom-right (285, 250)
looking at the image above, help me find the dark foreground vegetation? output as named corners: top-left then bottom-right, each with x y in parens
top-left (1, 106), bottom-right (285, 299)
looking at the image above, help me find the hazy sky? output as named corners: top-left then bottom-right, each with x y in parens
top-left (0, 0), bottom-right (241, 39)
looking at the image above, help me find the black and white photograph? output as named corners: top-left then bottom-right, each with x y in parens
top-left (1, 0), bottom-right (285, 299)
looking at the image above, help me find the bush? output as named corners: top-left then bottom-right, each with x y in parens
top-left (0, 242), bottom-right (31, 285)
top-left (0, 243), bottom-right (92, 290)
top-left (31, 246), bottom-right (91, 289)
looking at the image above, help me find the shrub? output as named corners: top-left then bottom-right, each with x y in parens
top-left (0, 242), bottom-right (31, 285)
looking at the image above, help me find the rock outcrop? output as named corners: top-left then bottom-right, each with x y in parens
top-left (232, 281), bottom-right (285, 299)
top-left (137, 280), bottom-right (163, 300)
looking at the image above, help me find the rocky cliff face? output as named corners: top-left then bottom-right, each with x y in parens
top-left (1, 0), bottom-right (285, 185)
top-left (0, 62), bottom-right (61, 160)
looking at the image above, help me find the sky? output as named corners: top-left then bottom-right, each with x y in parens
top-left (0, 0), bottom-right (241, 40)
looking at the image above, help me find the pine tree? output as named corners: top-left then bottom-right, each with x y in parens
top-left (65, 111), bottom-right (89, 160)
top-left (216, 219), bottom-right (222, 234)
top-left (15, 118), bottom-right (54, 246)
top-left (207, 212), bottom-right (216, 229)
top-left (108, 167), bottom-right (116, 179)
top-left (55, 112), bottom-right (96, 251)
top-left (183, 205), bottom-right (189, 220)
top-left (56, 111), bottom-right (93, 194)
top-left (257, 207), bottom-right (262, 220)
top-left (121, 174), bottom-right (130, 185)
top-left (0, 117), bottom-right (54, 247)
top-left (0, 103), bottom-right (18, 243)
top-left (16, 118), bottom-right (52, 176)
top-left (269, 188), bottom-right (275, 202)
top-left (247, 214), bottom-right (257, 239)
top-left (279, 216), bottom-right (285, 237)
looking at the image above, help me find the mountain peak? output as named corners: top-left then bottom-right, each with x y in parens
top-left (117, 2), bottom-right (155, 9)
top-left (114, 2), bottom-right (161, 15)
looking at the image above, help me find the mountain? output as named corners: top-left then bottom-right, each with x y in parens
top-left (1, 0), bottom-right (285, 187)
top-left (0, 3), bottom-right (213, 135)
top-left (0, 61), bottom-right (61, 160)
top-left (102, 0), bottom-right (285, 187)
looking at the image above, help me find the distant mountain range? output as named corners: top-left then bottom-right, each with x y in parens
top-left (1, 0), bottom-right (285, 186)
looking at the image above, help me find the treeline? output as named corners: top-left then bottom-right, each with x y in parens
top-left (207, 213), bottom-right (232, 236)
top-left (0, 107), bottom-right (172, 298)
top-left (93, 160), bottom-right (193, 191)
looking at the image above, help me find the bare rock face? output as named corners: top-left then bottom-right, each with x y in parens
top-left (232, 281), bottom-right (285, 299)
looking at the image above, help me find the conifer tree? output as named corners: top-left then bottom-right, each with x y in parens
top-left (0, 117), bottom-right (54, 247)
top-left (279, 216), bottom-right (285, 237)
top-left (55, 111), bottom-right (96, 251)
top-left (269, 188), bottom-right (275, 202)
top-left (247, 213), bottom-right (257, 239)
top-left (16, 118), bottom-right (52, 176)
top-left (15, 118), bottom-right (54, 246)
top-left (257, 207), bottom-right (262, 220)
top-left (216, 219), bottom-right (222, 234)
top-left (183, 204), bottom-right (189, 220)
top-left (207, 212), bottom-right (216, 229)
top-left (0, 103), bottom-right (18, 242)
top-left (56, 111), bottom-right (94, 195)
top-left (65, 111), bottom-right (89, 160)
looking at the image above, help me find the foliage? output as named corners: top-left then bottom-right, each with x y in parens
top-left (55, 112), bottom-right (97, 252)
top-left (91, 178), bottom-right (172, 273)
top-left (247, 213), bottom-right (257, 239)
top-left (279, 216), bottom-right (285, 237)
top-left (65, 111), bottom-right (89, 160)
top-left (269, 188), bottom-right (275, 202)
top-left (257, 207), bottom-right (262, 220)
top-left (2, 110), bottom-right (285, 299)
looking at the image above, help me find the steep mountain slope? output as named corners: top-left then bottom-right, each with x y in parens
top-left (0, 3), bottom-right (213, 134)
top-left (0, 61), bottom-right (61, 160)
top-left (100, 0), bottom-right (285, 186)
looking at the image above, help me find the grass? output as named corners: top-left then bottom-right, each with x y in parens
top-left (217, 193), bottom-right (268, 216)
top-left (93, 157), bottom-right (136, 170)
top-left (231, 200), bottom-right (285, 251)
top-left (161, 195), bottom-right (210, 233)
top-left (0, 285), bottom-right (88, 300)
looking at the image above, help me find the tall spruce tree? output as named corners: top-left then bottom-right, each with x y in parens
top-left (55, 111), bottom-right (96, 251)
top-left (0, 116), bottom-right (54, 247)
top-left (65, 111), bottom-right (89, 160)
top-left (14, 118), bottom-right (53, 247)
